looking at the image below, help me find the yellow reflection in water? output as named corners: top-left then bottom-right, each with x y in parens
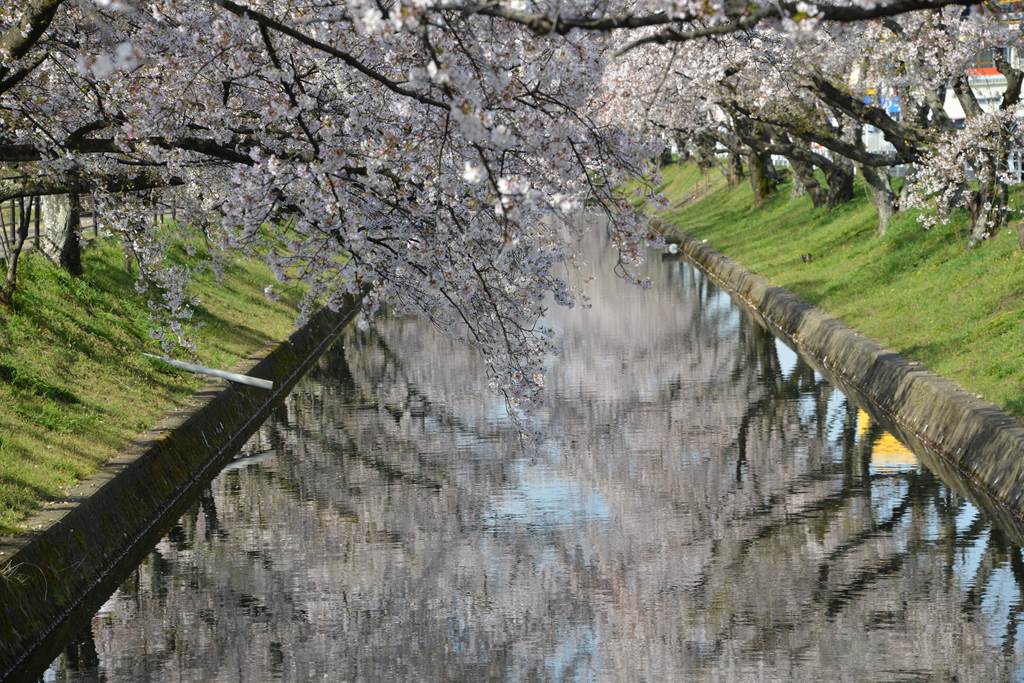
top-left (858, 409), bottom-right (918, 471)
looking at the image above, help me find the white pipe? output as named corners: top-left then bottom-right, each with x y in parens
top-left (143, 353), bottom-right (274, 390)
top-left (221, 448), bottom-right (276, 472)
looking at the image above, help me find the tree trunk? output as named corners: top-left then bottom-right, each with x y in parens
top-left (824, 161), bottom-right (855, 209)
top-left (39, 193), bottom-right (84, 275)
top-left (859, 164), bottom-right (897, 236)
top-left (967, 152), bottom-right (1009, 249)
top-left (967, 186), bottom-right (1008, 248)
top-left (728, 113), bottom-right (777, 205)
top-left (59, 193), bottom-right (83, 276)
top-left (40, 193), bottom-right (83, 275)
top-left (33, 196), bottom-right (40, 248)
top-left (748, 150), bottom-right (777, 208)
top-left (0, 200), bottom-right (31, 306)
top-left (39, 194), bottom-right (68, 260)
top-left (790, 175), bottom-right (806, 198)
top-left (788, 156), bottom-right (825, 207)
top-left (727, 152), bottom-right (744, 187)
top-left (898, 165), bottom-right (916, 209)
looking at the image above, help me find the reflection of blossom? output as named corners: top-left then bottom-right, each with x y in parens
top-left (53, 254), bottom-right (1022, 681)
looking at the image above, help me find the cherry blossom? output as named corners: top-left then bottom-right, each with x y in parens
top-left (0, 0), bottom-right (1013, 407)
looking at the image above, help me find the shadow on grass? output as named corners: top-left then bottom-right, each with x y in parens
top-left (1003, 396), bottom-right (1024, 417)
top-left (0, 363), bottom-right (79, 405)
top-left (190, 304), bottom-right (276, 351)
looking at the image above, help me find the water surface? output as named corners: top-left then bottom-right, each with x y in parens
top-left (45, 225), bottom-right (1024, 681)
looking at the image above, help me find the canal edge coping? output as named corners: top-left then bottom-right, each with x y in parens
top-left (673, 231), bottom-right (1024, 523)
top-left (0, 294), bottom-right (362, 681)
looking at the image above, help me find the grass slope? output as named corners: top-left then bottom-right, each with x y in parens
top-left (657, 162), bottom-right (1024, 417)
top-left (0, 240), bottom-right (300, 535)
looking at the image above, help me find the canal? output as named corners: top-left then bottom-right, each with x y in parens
top-left (42, 225), bottom-right (1024, 680)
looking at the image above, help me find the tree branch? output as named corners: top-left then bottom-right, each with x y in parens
top-left (0, 135), bottom-right (257, 165)
top-left (0, 173), bottom-right (183, 202)
top-left (0, 51), bottom-right (49, 96)
top-left (211, 0), bottom-right (447, 109)
top-left (996, 51), bottom-right (1024, 111)
top-left (0, 0), bottom-right (63, 82)
top-left (807, 74), bottom-right (929, 159)
top-left (953, 71), bottom-right (984, 119)
top-left (727, 100), bottom-right (904, 167)
top-left (447, 0), bottom-right (981, 51)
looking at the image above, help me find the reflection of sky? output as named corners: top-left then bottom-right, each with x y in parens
top-left (713, 294), bottom-right (741, 336)
top-left (922, 503), bottom-right (942, 542)
top-left (982, 565), bottom-right (1021, 645)
top-left (776, 338), bottom-right (799, 378)
top-left (544, 624), bottom-right (599, 681)
top-left (825, 390), bottom-right (848, 447)
top-left (870, 479), bottom-right (909, 521)
top-left (679, 262), bottom-right (741, 337)
top-left (957, 503), bottom-right (981, 536)
top-left (797, 393), bottom-right (817, 424)
top-left (483, 460), bottom-right (610, 531)
top-left (955, 529), bottom-right (991, 595)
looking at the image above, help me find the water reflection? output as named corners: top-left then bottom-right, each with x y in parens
top-left (44, 225), bottom-right (1024, 681)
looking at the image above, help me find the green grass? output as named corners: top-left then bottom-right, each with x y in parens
top-left (657, 161), bottom-right (1024, 417)
top-left (0, 236), bottom-right (302, 535)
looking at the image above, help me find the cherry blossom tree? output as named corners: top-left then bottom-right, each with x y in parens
top-left (1, 0), bottom-right (669, 404)
top-left (0, 0), bottom-right (1013, 406)
top-left (611, 5), bottom-right (1024, 240)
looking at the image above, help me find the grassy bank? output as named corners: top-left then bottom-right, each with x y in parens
top-left (656, 162), bottom-right (1024, 418)
top-left (0, 240), bottom-right (300, 535)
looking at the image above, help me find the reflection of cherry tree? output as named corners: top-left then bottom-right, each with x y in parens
top-left (50, 260), bottom-right (1024, 681)
top-left (359, 249), bottom-right (1024, 678)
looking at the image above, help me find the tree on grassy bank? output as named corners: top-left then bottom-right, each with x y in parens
top-left (0, 0), bottom-right (1017, 407)
top-left (0, 198), bottom-right (33, 306)
top-left (608, 7), bottom-right (1024, 242)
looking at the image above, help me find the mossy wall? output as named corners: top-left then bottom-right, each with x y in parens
top-left (0, 296), bottom-right (360, 681)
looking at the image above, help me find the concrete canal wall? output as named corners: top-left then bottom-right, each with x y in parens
top-left (675, 232), bottom-right (1024, 525)
top-left (0, 296), bottom-right (361, 681)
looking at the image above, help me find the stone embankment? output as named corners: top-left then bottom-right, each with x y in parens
top-left (673, 232), bottom-right (1024, 538)
top-left (0, 296), bottom-right (360, 681)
